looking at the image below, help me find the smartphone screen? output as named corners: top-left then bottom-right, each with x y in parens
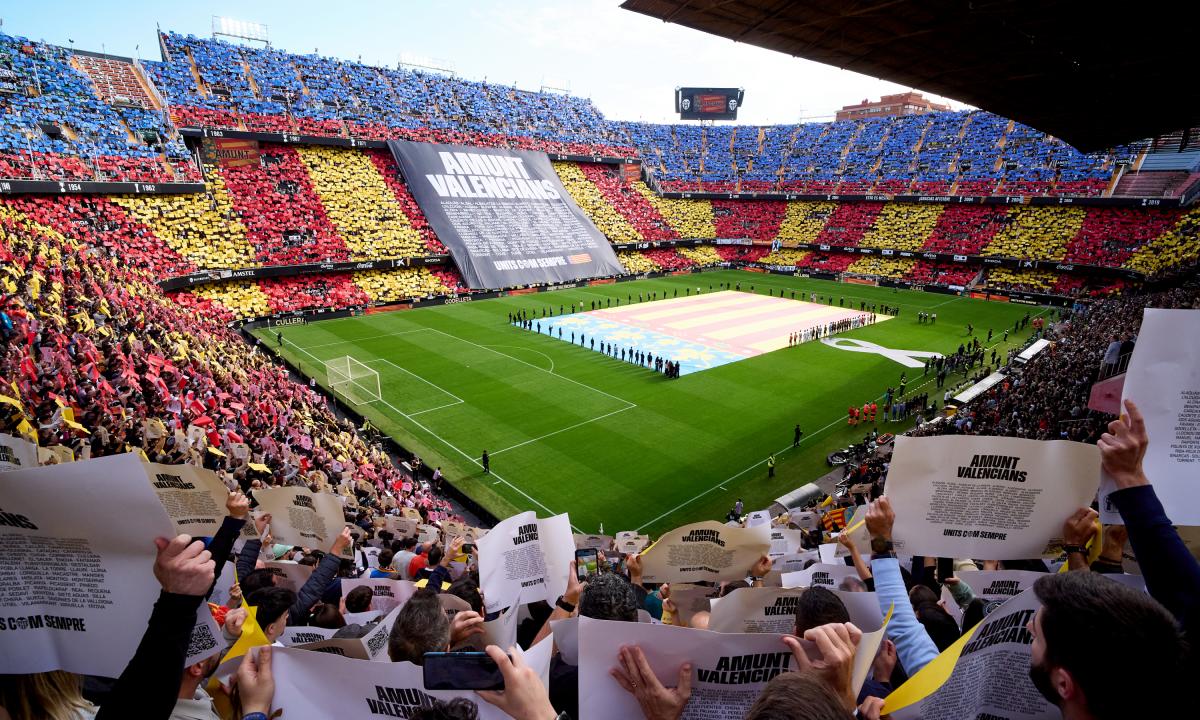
top-left (575, 548), bottom-right (599, 581)
top-left (422, 652), bottom-right (505, 691)
top-left (606, 553), bottom-right (627, 577)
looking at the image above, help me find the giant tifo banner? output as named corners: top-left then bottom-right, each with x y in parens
top-left (387, 140), bottom-right (625, 289)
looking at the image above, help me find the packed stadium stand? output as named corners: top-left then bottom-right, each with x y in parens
top-left (0, 33), bottom-right (198, 183)
top-left (0, 200), bottom-right (456, 515)
top-left (2, 13), bottom-right (1200, 720)
top-left (0, 26), bottom-right (1195, 325)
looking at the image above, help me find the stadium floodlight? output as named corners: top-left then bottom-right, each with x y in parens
top-left (212, 16), bottom-right (269, 45)
top-left (326, 356), bottom-right (382, 406)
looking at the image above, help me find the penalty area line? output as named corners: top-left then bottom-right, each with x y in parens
top-left (634, 413), bottom-right (847, 533)
top-left (283, 340), bottom-right (579, 531)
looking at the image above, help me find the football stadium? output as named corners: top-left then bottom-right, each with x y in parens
top-left (0, 2), bottom-right (1198, 719)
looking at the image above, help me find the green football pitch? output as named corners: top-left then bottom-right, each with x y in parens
top-left (255, 270), bottom-right (1046, 535)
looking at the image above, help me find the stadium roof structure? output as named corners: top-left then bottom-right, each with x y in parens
top-left (620, 0), bottom-right (1200, 152)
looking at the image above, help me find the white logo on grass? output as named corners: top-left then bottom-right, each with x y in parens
top-left (820, 338), bottom-right (942, 368)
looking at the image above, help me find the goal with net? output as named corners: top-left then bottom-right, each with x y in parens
top-left (325, 356), bottom-right (382, 405)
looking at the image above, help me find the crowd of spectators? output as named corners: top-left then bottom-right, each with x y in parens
top-left (711, 199), bottom-right (788, 241)
top-left (675, 245), bottom-right (723, 266)
top-left (982, 206), bottom-right (1088, 261)
top-left (856, 203), bottom-right (942, 251)
top-left (5, 276), bottom-right (1195, 719)
top-left (622, 110), bottom-right (1120, 196)
top-left (634, 185), bottom-right (718, 239)
top-left (913, 283), bottom-right (1199, 442)
top-left (812, 203), bottom-right (885, 248)
top-left (0, 32), bottom-right (197, 183)
top-left (294, 146), bottom-right (427, 259)
top-left (0, 25), bottom-right (1172, 213)
top-left (0, 201), bottom-right (457, 516)
top-left (579, 164), bottom-right (678, 242)
top-left (172, 267), bottom-right (464, 320)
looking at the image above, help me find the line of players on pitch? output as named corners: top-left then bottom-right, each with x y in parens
top-left (509, 310), bottom-right (681, 378)
top-left (786, 313), bottom-right (876, 346)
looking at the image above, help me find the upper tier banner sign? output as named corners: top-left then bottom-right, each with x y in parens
top-left (387, 140), bottom-right (625, 289)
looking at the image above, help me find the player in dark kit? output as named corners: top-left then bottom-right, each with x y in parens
top-left (481, 450), bottom-right (490, 474)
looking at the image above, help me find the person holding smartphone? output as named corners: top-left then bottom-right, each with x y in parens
top-left (574, 548), bottom-right (599, 582)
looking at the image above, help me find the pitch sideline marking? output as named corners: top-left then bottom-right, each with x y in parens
top-left (490, 405), bottom-right (636, 457)
top-left (480, 344), bottom-right (555, 374)
top-left (303, 327), bottom-right (434, 349)
top-left (369, 358), bottom-right (465, 406)
top-left (372, 395), bottom-right (582, 532)
top-left (426, 328), bottom-right (637, 410)
top-left (407, 401), bottom-right (465, 417)
top-left (286, 339), bottom-right (587, 531)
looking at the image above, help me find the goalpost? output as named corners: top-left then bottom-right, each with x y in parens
top-left (325, 356), bottom-right (382, 405)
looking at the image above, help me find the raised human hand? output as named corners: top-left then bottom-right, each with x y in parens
top-left (865, 497), bottom-right (894, 541)
top-left (226, 490), bottom-right (250, 519)
top-left (153, 534), bottom-right (214, 596)
top-left (236, 646), bottom-right (275, 715)
top-left (783, 622), bottom-right (862, 712)
top-left (1097, 399), bottom-right (1150, 489)
top-left (1062, 507), bottom-right (1099, 546)
top-left (610, 645), bottom-right (692, 720)
top-left (477, 645), bottom-right (557, 720)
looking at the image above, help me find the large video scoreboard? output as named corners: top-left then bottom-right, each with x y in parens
top-left (675, 87), bottom-right (744, 120)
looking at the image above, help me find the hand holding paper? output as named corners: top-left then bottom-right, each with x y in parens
top-left (254, 512), bottom-right (272, 536)
top-left (235, 645), bottom-right (275, 716)
top-left (865, 496), bottom-right (894, 542)
top-left (226, 490), bottom-right (250, 519)
top-left (610, 645), bottom-right (692, 720)
top-left (477, 644), bottom-right (557, 720)
top-left (1098, 399), bottom-right (1150, 490)
top-left (331, 526), bottom-right (353, 556)
top-left (783, 622), bottom-right (863, 713)
top-left (153, 535), bottom-right (214, 596)
top-left (1062, 508), bottom-right (1099, 547)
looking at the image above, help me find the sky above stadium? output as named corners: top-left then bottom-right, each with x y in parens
top-left (3, 0), bottom-right (969, 124)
